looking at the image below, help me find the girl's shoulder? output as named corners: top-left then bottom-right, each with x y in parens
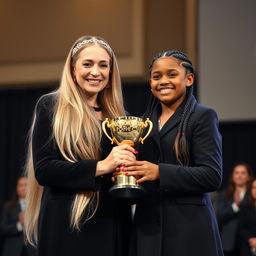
top-left (192, 103), bottom-right (219, 123)
top-left (194, 103), bottom-right (218, 116)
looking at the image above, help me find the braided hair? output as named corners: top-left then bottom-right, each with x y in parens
top-left (147, 50), bottom-right (197, 166)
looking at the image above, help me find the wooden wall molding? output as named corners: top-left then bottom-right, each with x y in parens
top-left (0, 0), bottom-right (144, 86)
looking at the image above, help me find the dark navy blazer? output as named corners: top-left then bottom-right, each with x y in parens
top-left (131, 99), bottom-right (223, 256)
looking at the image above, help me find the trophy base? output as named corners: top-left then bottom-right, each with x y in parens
top-left (109, 185), bottom-right (145, 199)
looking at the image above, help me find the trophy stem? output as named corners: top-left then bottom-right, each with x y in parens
top-left (109, 171), bottom-right (145, 199)
top-left (110, 140), bottom-right (145, 199)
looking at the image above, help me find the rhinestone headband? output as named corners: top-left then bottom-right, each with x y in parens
top-left (72, 38), bottom-right (112, 57)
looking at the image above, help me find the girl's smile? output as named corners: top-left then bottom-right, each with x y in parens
top-left (150, 57), bottom-right (194, 109)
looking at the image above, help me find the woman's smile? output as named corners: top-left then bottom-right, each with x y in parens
top-left (86, 78), bottom-right (103, 86)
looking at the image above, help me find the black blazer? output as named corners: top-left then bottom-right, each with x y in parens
top-left (239, 205), bottom-right (256, 256)
top-left (217, 190), bottom-right (250, 252)
top-left (131, 99), bottom-right (223, 256)
top-left (0, 202), bottom-right (35, 256)
top-left (32, 95), bottom-right (131, 256)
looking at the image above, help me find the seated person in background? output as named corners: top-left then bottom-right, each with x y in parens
top-left (217, 162), bottom-right (253, 256)
top-left (0, 176), bottom-right (35, 256)
top-left (239, 178), bottom-right (256, 256)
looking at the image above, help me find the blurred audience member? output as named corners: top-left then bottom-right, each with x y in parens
top-left (217, 162), bottom-right (253, 256)
top-left (239, 178), bottom-right (256, 256)
top-left (0, 176), bottom-right (35, 256)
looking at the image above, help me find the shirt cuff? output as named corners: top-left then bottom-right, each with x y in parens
top-left (232, 202), bottom-right (239, 212)
top-left (17, 222), bottom-right (23, 231)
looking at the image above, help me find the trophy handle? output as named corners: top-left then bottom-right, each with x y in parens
top-left (139, 118), bottom-right (153, 144)
top-left (102, 119), bottom-right (114, 144)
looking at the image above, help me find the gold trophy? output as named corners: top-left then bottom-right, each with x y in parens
top-left (102, 116), bottom-right (153, 199)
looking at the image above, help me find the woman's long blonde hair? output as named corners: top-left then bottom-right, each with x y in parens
top-left (24, 35), bottom-right (125, 246)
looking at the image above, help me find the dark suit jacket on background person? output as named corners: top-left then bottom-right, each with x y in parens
top-left (0, 200), bottom-right (3, 255)
top-left (0, 216), bottom-right (3, 256)
top-left (0, 202), bottom-right (35, 256)
top-left (130, 98), bottom-right (223, 256)
top-left (32, 95), bottom-right (131, 256)
top-left (217, 190), bottom-right (250, 253)
top-left (238, 205), bottom-right (256, 256)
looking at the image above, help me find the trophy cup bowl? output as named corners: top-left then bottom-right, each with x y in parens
top-left (102, 116), bottom-right (153, 199)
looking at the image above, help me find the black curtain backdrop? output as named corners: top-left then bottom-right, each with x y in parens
top-left (219, 121), bottom-right (256, 187)
top-left (0, 87), bottom-right (53, 210)
top-left (0, 82), bottom-right (255, 209)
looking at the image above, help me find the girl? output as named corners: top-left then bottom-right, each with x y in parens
top-left (125, 50), bottom-right (223, 256)
top-left (218, 162), bottom-right (253, 256)
top-left (0, 177), bottom-right (35, 256)
top-left (24, 35), bottom-right (135, 256)
top-left (239, 178), bottom-right (256, 256)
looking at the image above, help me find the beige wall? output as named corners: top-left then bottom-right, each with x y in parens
top-left (0, 0), bottom-right (132, 63)
top-left (0, 0), bottom-right (197, 88)
top-left (199, 0), bottom-right (256, 121)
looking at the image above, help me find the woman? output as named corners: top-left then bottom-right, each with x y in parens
top-left (239, 178), bottom-right (256, 256)
top-left (24, 35), bottom-right (135, 256)
top-left (0, 177), bottom-right (35, 256)
top-left (124, 50), bottom-right (223, 256)
top-left (218, 162), bottom-right (253, 256)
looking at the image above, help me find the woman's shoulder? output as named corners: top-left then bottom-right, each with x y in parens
top-left (34, 93), bottom-right (58, 123)
top-left (36, 92), bottom-right (58, 110)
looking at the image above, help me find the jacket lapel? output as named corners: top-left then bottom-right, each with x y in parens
top-left (159, 102), bottom-right (184, 138)
top-left (149, 106), bottom-right (162, 157)
top-left (159, 95), bottom-right (197, 138)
